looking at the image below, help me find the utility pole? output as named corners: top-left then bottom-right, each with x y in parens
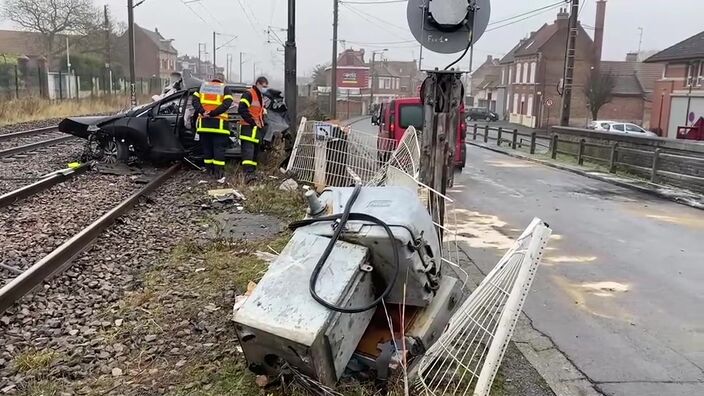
top-left (239, 52), bottom-right (244, 83)
top-left (369, 52), bottom-right (376, 107)
top-left (368, 49), bottom-right (387, 108)
top-left (637, 27), bottom-right (644, 57)
top-left (331, 0), bottom-right (339, 118)
top-left (559, 0), bottom-right (579, 126)
top-left (127, 0), bottom-right (136, 105)
top-left (198, 43), bottom-right (206, 77)
top-left (104, 5), bottom-right (111, 93)
top-left (285, 0), bottom-right (298, 126)
top-left (213, 31), bottom-right (217, 74)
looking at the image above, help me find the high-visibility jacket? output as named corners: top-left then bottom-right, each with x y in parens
top-left (193, 81), bottom-right (234, 134)
top-left (238, 87), bottom-right (265, 144)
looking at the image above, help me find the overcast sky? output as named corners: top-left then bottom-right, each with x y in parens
top-left (2, 0), bottom-right (703, 86)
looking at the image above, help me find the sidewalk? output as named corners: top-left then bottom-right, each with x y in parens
top-left (468, 140), bottom-right (704, 210)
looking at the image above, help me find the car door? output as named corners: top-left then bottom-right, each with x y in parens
top-left (611, 123), bottom-right (625, 133)
top-left (625, 124), bottom-right (645, 134)
top-left (147, 92), bottom-right (188, 160)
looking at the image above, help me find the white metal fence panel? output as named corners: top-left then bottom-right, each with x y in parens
top-left (413, 218), bottom-right (551, 396)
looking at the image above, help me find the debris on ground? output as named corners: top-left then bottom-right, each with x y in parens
top-left (278, 178), bottom-right (299, 191)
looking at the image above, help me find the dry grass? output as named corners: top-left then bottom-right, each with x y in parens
top-left (13, 349), bottom-right (59, 373)
top-left (0, 96), bottom-right (136, 126)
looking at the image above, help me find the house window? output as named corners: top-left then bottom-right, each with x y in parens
top-left (508, 67), bottom-right (512, 85)
top-left (516, 63), bottom-right (522, 83)
top-left (522, 62), bottom-right (529, 84)
top-left (527, 94), bottom-right (534, 116)
top-left (530, 62), bottom-right (537, 83)
top-left (512, 93), bottom-right (519, 114)
top-left (521, 94), bottom-right (526, 114)
top-left (501, 68), bottom-right (505, 85)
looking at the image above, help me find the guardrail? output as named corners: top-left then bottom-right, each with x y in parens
top-left (469, 124), bottom-right (550, 154)
top-left (469, 123), bottom-right (704, 193)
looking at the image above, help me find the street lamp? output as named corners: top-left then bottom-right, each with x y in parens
top-left (369, 49), bottom-right (388, 108)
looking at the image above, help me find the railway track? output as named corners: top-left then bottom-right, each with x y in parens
top-left (0, 125), bottom-right (76, 159)
top-left (0, 164), bottom-right (179, 314)
top-left (0, 163), bottom-right (91, 209)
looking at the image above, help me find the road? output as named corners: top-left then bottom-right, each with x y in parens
top-left (352, 119), bottom-right (704, 395)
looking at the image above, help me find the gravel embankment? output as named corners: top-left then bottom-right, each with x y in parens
top-left (0, 141), bottom-right (85, 194)
top-left (0, 170), bottom-right (221, 395)
top-left (0, 172), bottom-right (142, 281)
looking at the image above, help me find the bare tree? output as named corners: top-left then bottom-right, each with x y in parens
top-left (584, 70), bottom-right (616, 121)
top-left (1, 0), bottom-right (99, 64)
top-left (311, 63), bottom-right (329, 88)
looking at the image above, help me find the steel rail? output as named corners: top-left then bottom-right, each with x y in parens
top-left (0, 126), bottom-right (59, 142)
top-left (0, 163), bottom-right (180, 314)
top-left (0, 163), bottom-right (92, 209)
top-left (0, 136), bottom-right (74, 158)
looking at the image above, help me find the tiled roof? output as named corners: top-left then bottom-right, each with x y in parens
top-left (600, 61), bottom-right (664, 94)
top-left (137, 25), bottom-right (177, 54)
top-left (645, 31), bottom-right (704, 63)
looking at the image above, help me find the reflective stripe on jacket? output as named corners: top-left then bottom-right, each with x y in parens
top-left (194, 81), bottom-right (233, 134)
top-left (239, 87), bottom-right (264, 127)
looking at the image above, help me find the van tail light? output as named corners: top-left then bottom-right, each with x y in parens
top-left (460, 120), bottom-right (467, 140)
top-left (390, 123), bottom-right (395, 137)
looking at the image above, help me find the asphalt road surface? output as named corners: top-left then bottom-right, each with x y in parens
top-left (351, 119), bottom-right (704, 396)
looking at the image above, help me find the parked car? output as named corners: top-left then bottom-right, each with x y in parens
top-left (466, 107), bottom-right (499, 122)
top-left (590, 120), bottom-right (617, 131)
top-left (377, 97), bottom-right (467, 170)
top-left (590, 120), bottom-right (657, 137)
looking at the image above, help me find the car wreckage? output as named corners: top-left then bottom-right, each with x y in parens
top-left (58, 72), bottom-right (291, 164)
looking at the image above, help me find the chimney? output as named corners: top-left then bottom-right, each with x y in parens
top-left (486, 55), bottom-right (493, 62)
top-left (625, 52), bottom-right (638, 62)
top-left (555, 8), bottom-right (569, 27)
top-left (593, 0), bottom-right (607, 68)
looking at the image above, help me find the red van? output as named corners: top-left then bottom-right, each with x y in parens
top-left (376, 97), bottom-right (466, 169)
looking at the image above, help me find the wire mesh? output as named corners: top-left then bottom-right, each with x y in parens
top-left (286, 118), bottom-right (398, 189)
top-left (413, 218), bottom-right (551, 396)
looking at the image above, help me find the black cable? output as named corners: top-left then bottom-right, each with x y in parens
top-left (444, 36), bottom-right (472, 71)
top-left (289, 185), bottom-right (400, 314)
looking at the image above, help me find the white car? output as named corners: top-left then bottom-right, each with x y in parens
top-left (591, 120), bottom-right (658, 137)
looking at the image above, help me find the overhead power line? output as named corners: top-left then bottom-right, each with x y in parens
top-left (486, 2), bottom-right (566, 32)
top-left (180, 0), bottom-right (209, 25)
top-left (488, 0), bottom-right (567, 26)
top-left (341, 0), bottom-right (407, 4)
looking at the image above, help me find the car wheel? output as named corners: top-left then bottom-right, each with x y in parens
top-left (100, 139), bottom-right (130, 163)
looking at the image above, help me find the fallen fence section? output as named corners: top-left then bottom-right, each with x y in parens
top-left (413, 218), bottom-right (552, 396)
top-left (0, 164), bottom-right (179, 314)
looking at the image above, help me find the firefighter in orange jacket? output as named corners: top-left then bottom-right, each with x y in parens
top-left (238, 76), bottom-right (268, 182)
top-left (192, 73), bottom-right (233, 181)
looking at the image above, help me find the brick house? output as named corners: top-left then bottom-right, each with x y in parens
top-left (499, 8), bottom-right (595, 128)
top-left (321, 48), bottom-right (370, 117)
top-left (645, 31), bottom-right (704, 138)
top-left (320, 49), bottom-right (422, 117)
top-left (368, 60), bottom-right (423, 104)
top-left (468, 55), bottom-right (501, 111)
top-left (117, 25), bottom-right (177, 81)
top-left (598, 54), bottom-right (664, 128)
